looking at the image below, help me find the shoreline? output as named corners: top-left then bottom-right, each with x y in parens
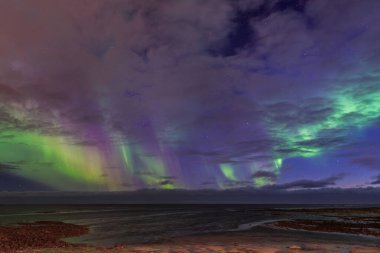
top-left (266, 221), bottom-right (380, 240)
top-left (1, 220), bottom-right (380, 253)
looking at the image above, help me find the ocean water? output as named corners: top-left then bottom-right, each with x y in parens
top-left (0, 204), bottom-right (378, 246)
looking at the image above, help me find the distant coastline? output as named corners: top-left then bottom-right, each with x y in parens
top-left (1, 188), bottom-right (380, 205)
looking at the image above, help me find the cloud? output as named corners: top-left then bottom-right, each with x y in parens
top-left (0, 163), bottom-right (19, 171)
top-left (370, 175), bottom-right (380, 185)
top-left (0, 0), bottom-right (375, 140)
top-left (223, 180), bottom-right (252, 188)
top-left (156, 176), bottom-right (177, 188)
top-left (0, 0), bottom-right (380, 190)
top-left (267, 174), bottom-right (346, 190)
top-left (159, 179), bottom-right (174, 186)
top-left (251, 170), bottom-right (277, 180)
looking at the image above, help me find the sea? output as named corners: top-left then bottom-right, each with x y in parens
top-left (0, 204), bottom-right (378, 246)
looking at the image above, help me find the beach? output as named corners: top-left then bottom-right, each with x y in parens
top-left (1, 223), bottom-right (379, 253)
top-left (0, 205), bottom-right (379, 252)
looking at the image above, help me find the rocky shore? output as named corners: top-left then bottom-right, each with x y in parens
top-left (0, 221), bottom-right (88, 252)
top-left (272, 219), bottom-right (380, 238)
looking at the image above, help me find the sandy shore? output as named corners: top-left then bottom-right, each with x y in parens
top-left (1, 220), bottom-right (379, 253)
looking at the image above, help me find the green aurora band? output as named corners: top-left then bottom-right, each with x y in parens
top-left (268, 83), bottom-right (380, 166)
top-left (0, 82), bottom-right (379, 190)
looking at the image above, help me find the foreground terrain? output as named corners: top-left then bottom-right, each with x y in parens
top-left (1, 207), bottom-right (380, 252)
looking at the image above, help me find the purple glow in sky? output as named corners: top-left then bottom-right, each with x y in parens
top-left (0, 0), bottom-right (380, 194)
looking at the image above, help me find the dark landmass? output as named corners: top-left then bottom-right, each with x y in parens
top-left (278, 207), bottom-right (380, 215)
top-left (267, 207), bottom-right (380, 238)
top-left (273, 220), bottom-right (380, 237)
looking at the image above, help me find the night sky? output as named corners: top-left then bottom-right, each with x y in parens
top-left (0, 0), bottom-right (380, 194)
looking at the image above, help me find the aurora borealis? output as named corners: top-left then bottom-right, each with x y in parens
top-left (0, 0), bottom-right (380, 193)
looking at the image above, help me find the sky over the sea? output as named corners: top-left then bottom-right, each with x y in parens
top-left (0, 0), bottom-right (380, 192)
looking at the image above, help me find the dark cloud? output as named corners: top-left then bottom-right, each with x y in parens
top-left (296, 137), bottom-right (346, 149)
top-left (370, 175), bottom-right (380, 185)
top-left (178, 149), bottom-right (222, 157)
top-left (251, 170), bottom-right (277, 180)
top-left (265, 98), bottom-right (334, 127)
top-left (267, 174), bottom-right (346, 190)
top-left (223, 180), bottom-right (252, 188)
top-left (159, 179), bottom-right (174, 186)
top-left (160, 176), bottom-right (176, 180)
top-left (0, 163), bottom-right (19, 171)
